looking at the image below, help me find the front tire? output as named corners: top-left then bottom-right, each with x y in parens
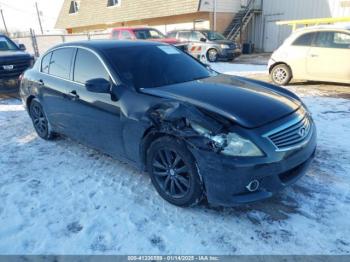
top-left (207, 48), bottom-right (218, 63)
top-left (147, 136), bottom-right (203, 207)
top-left (29, 99), bottom-right (54, 140)
top-left (270, 64), bottom-right (292, 86)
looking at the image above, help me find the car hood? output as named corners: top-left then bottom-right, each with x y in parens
top-left (209, 39), bottom-right (235, 45)
top-left (141, 74), bottom-right (301, 129)
top-left (0, 50), bottom-right (31, 60)
top-left (149, 38), bottom-right (179, 44)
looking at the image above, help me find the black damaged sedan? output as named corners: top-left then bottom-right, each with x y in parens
top-left (20, 41), bottom-right (317, 207)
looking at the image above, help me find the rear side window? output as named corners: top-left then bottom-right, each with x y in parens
top-left (292, 33), bottom-right (316, 46)
top-left (120, 30), bottom-right (133, 40)
top-left (41, 52), bottom-right (52, 74)
top-left (167, 32), bottom-right (177, 38)
top-left (73, 48), bottom-right (110, 84)
top-left (111, 30), bottom-right (120, 39)
top-left (178, 31), bottom-right (191, 41)
top-left (49, 48), bottom-right (75, 79)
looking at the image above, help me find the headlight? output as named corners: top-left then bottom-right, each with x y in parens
top-left (191, 123), bottom-right (263, 157)
top-left (220, 44), bottom-right (230, 49)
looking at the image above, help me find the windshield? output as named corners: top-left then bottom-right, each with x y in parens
top-left (202, 31), bottom-right (226, 41)
top-left (0, 36), bottom-right (19, 51)
top-left (104, 45), bottom-right (212, 89)
top-left (134, 29), bottom-right (165, 40)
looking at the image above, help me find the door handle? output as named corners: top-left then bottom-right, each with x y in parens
top-left (310, 54), bottom-right (318, 58)
top-left (66, 90), bottom-right (80, 100)
top-left (38, 79), bottom-right (44, 86)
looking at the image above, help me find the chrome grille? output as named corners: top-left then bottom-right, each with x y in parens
top-left (0, 59), bottom-right (31, 79)
top-left (265, 114), bottom-right (312, 151)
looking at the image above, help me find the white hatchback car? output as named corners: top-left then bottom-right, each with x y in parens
top-left (268, 26), bottom-right (350, 85)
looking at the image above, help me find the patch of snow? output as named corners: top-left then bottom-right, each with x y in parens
top-left (210, 63), bottom-right (268, 76)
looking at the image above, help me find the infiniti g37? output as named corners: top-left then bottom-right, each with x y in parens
top-left (20, 41), bottom-right (317, 207)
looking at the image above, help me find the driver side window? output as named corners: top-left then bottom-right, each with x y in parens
top-left (73, 48), bottom-right (110, 85)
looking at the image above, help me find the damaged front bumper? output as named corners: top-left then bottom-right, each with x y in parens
top-left (188, 114), bottom-right (317, 207)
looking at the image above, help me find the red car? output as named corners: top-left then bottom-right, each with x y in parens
top-left (110, 27), bottom-right (180, 44)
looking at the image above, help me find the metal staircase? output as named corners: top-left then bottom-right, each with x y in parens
top-left (223, 0), bottom-right (261, 41)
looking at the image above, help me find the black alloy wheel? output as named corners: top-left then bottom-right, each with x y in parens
top-left (147, 137), bottom-right (203, 207)
top-left (29, 99), bottom-right (54, 140)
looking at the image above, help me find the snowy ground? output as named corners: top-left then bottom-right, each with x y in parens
top-left (0, 64), bottom-right (350, 255)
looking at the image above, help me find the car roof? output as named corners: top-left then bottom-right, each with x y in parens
top-left (294, 24), bottom-right (350, 33)
top-left (50, 39), bottom-right (166, 52)
top-left (111, 27), bottom-right (154, 31)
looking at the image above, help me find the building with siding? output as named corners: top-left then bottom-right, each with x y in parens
top-left (55, 0), bottom-right (350, 52)
top-left (55, 0), bottom-right (244, 34)
top-left (247, 0), bottom-right (350, 52)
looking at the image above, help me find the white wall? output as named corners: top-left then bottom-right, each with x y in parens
top-left (251, 0), bottom-right (350, 52)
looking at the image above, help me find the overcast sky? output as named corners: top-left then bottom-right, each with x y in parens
top-left (0, 0), bottom-right (64, 33)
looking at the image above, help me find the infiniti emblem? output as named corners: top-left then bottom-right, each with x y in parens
top-left (299, 127), bottom-right (306, 137)
top-left (3, 65), bottom-right (14, 70)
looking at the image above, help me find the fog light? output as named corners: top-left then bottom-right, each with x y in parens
top-left (246, 180), bottom-right (259, 192)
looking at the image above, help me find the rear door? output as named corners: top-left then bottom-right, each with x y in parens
top-left (38, 47), bottom-right (77, 134)
top-left (307, 31), bottom-right (350, 82)
top-left (68, 48), bottom-right (125, 157)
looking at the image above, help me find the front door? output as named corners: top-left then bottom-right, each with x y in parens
top-left (68, 48), bottom-right (125, 158)
top-left (307, 31), bottom-right (350, 83)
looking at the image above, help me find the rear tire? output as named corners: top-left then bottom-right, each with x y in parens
top-left (146, 136), bottom-right (203, 207)
top-left (270, 64), bottom-right (292, 86)
top-left (29, 99), bottom-right (54, 140)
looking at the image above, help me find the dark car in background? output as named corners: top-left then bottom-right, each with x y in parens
top-left (20, 40), bottom-right (316, 207)
top-left (167, 29), bottom-right (241, 62)
top-left (0, 34), bottom-right (34, 88)
top-left (110, 27), bottom-right (187, 52)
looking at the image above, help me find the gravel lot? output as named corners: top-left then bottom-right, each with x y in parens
top-left (0, 64), bottom-right (349, 255)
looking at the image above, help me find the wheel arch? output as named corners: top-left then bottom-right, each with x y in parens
top-left (26, 95), bottom-right (36, 109)
top-left (269, 61), bottom-right (293, 77)
top-left (139, 127), bottom-right (206, 193)
top-left (140, 127), bottom-right (181, 171)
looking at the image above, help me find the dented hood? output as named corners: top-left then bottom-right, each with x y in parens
top-left (141, 74), bottom-right (301, 128)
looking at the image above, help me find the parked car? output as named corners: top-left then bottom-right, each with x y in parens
top-left (110, 27), bottom-right (187, 51)
top-left (167, 29), bottom-right (241, 62)
top-left (268, 25), bottom-right (350, 85)
top-left (20, 40), bottom-right (316, 207)
top-left (0, 34), bottom-right (34, 84)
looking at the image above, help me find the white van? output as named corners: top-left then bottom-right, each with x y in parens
top-left (268, 26), bottom-right (350, 85)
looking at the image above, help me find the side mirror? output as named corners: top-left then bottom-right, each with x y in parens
top-left (200, 38), bottom-right (207, 42)
top-left (85, 78), bottom-right (111, 93)
top-left (19, 44), bottom-right (26, 50)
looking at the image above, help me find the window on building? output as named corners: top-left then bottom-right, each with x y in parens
top-left (69, 1), bottom-right (80, 14)
top-left (41, 52), bottom-right (52, 74)
top-left (107, 0), bottom-right (120, 7)
top-left (73, 49), bottom-right (110, 84)
top-left (292, 32), bottom-right (316, 46)
top-left (49, 48), bottom-right (75, 79)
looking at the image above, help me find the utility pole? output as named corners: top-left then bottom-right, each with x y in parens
top-left (0, 9), bottom-right (9, 36)
top-left (35, 2), bottom-right (44, 34)
top-left (213, 0), bottom-right (217, 31)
